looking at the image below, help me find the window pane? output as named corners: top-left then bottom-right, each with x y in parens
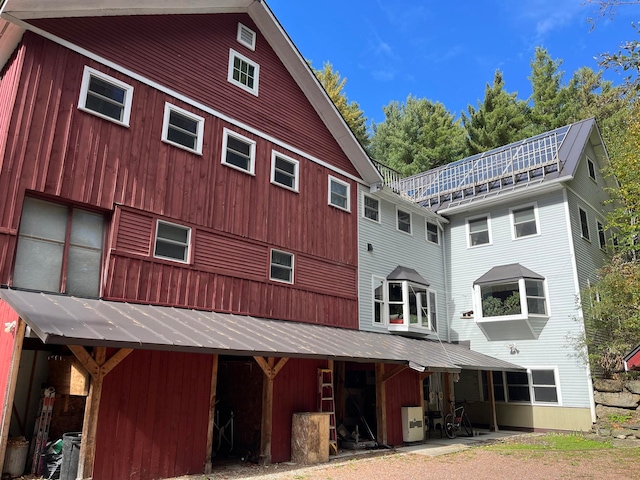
top-left (67, 246), bottom-right (102, 297)
top-left (169, 111), bottom-right (198, 135)
top-left (469, 217), bottom-right (487, 233)
top-left (532, 370), bottom-right (555, 385)
top-left (157, 223), bottom-right (189, 244)
top-left (427, 222), bottom-right (438, 243)
top-left (89, 76), bottom-right (125, 104)
top-left (364, 196), bottom-right (379, 221)
top-left (533, 386), bottom-right (558, 403)
top-left (155, 241), bottom-right (187, 261)
top-left (579, 209), bottom-right (590, 239)
top-left (527, 298), bottom-right (546, 315)
top-left (388, 282), bottom-right (403, 302)
top-left (429, 291), bottom-right (437, 331)
top-left (330, 180), bottom-right (348, 208)
top-left (19, 198), bottom-right (68, 242)
top-left (274, 157), bottom-right (296, 188)
top-left (525, 280), bottom-right (544, 297)
top-left (409, 287), bottom-right (426, 325)
top-left (397, 210), bottom-right (411, 233)
top-left (272, 251), bottom-right (292, 267)
top-left (481, 283), bottom-right (521, 317)
top-left (168, 128), bottom-right (197, 150)
top-left (270, 265), bottom-right (291, 282)
top-left (508, 386), bottom-right (531, 402)
top-left (13, 238), bottom-right (64, 292)
top-left (70, 209), bottom-right (104, 249)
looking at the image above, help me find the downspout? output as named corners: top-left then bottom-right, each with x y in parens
top-left (438, 218), bottom-right (451, 344)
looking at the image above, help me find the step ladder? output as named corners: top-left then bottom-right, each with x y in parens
top-left (317, 368), bottom-right (337, 454)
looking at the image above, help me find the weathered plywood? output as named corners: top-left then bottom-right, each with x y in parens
top-left (290, 413), bottom-right (330, 465)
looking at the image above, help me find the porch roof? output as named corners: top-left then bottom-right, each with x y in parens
top-left (0, 288), bottom-right (523, 372)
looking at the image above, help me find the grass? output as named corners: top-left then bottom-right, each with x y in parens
top-left (483, 433), bottom-right (614, 452)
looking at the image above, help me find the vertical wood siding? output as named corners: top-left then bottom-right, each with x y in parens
top-left (384, 367), bottom-right (420, 446)
top-left (271, 358), bottom-right (327, 463)
top-left (0, 41), bottom-right (24, 173)
top-left (93, 349), bottom-right (211, 480)
top-left (28, 14), bottom-right (360, 178)
top-left (0, 302), bottom-right (19, 422)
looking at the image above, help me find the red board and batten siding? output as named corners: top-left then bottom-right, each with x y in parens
top-left (384, 367), bottom-right (422, 446)
top-left (0, 302), bottom-right (19, 425)
top-left (29, 14), bottom-right (360, 179)
top-left (93, 349), bottom-right (211, 480)
top-left (0, 34), bottom-right (359, 318)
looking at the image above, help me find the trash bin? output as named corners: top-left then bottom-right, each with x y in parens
top-left (3, 437), bottom-right (29, 477)
top-left (59, 432), bottom-right (81, 480)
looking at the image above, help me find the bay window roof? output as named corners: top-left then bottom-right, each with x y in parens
top-left (474, 263), bottom-right (544, 286)
top-left (386, 266), bottom-right (430, 286)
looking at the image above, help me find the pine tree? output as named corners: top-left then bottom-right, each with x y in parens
top-left (528, 47), bottom-right (571, 133)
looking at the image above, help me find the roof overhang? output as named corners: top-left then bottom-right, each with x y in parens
top-left (474, 263), bottom-right (544, 286)
top-left (1, 0), bottom-right (383, 185)
top-left (0, 288), bottom-right (523, 372)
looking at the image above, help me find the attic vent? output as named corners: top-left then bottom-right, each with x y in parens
top-left (237, 23), bottom-right (256, 50)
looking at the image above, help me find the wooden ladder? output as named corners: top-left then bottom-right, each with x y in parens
top-left (317, 368), bottom-right (337, 454)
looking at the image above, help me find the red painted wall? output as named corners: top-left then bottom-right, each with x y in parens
top-left (29, 14), bottom-right (360, 178)
top-left (271, 358), bottom-right (328, 463)
top-left (384, 367), bottom-right (421, 446)
top-left (93, 349), bottom-right (212, 480)
top-left (0, 301), bottom-right (19, 422)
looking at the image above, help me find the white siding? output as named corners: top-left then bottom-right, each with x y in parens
top-left (357, 185), bottom-right (448, 339)
top-left (446, 188), bottom-right (593, 409)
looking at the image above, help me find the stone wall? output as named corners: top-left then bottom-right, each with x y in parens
top-left (593, 379), bottom-right (640, 438)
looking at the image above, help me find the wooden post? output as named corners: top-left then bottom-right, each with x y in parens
top-left (334, 362), bottom-right (345, 424)
top-left (204, 355), bottom-right (219, 474)
top-left (0, 319), bottom-right (26, 475)
top-left (443, 372), bottom-right (453, 414)
top-left (254, 356), bottom-right (288, 466)
top-left (375, 363), bottom-right (386, 445)
top-left (69, 345), bottom-right (133, 479)
top-left (487, 371), bottom-right (498, 432)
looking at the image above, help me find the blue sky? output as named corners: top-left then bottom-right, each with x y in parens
top-left (267, 0), bottom-right (639, 125)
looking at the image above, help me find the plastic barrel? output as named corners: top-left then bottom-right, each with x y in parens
top-left (59, 432), bottom-right (82, 480)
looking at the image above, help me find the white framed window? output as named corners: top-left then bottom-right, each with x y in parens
top-left (222, 128), bottom-right (256, 174)
top-left (579, 207), bottom-right (590, 241)
top-left (428, 290), bottom-right (438, 332)
top-left (587, 156), bottom-right (596, 182)
top-left (372, 276), bottom-right (386, 325)
top-left (237, 22), bottom-right (257, 50)
top-left (597, 221), bottom-right (606, 250)
top-left (396, 208), bottom-right (411, 234)
top-left (510, 204), bottom-right (539, 239)
top-left (78, 66), bottom-right (133, 126)
top-left (270, 152), bottom-right (299, 191)
top-left (328, 176), bottom-right (350, 211)
top-left (426, 221), bottom-right (439, 244)
top-left (467, 215), bottom-right (491, 247)
top-left (161, 103), bottom-right (204, 154)
top-left (154, 220), bottom-right (191, 263)
top-left (475, 278), bottom-right (548, 320)
top-left (363, 194), bottom-right (380, 223)
top-left (270, 249), bottom-right (294, 284)
top-left (530, 368), bottom-right (559, 404)
top-left (228, 48), bottom-right (259, 96)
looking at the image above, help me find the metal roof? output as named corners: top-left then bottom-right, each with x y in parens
top-left (474, 263), bottom-right (544, 286)
top-left (386, 266), bottom-right (430, 286)
top-left (0, 288), bottom-right (522, 372)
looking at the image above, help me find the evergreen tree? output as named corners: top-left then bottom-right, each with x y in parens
top-left (462, 70), bottom-right (532, 154)
top-left (312, 61), bottom-right (369, 149)
top-left (528, 47), bottom-right (571, 133)
top-left (369, 95), bottom-right (466, 176)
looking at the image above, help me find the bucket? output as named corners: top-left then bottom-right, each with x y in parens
top-left (59, 432), bottom-right (82, 480)
top-left (3, 437), bottom-right (29, 477)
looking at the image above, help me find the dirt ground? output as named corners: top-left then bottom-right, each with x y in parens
top-left (171, 436), bottom-right (640, 480)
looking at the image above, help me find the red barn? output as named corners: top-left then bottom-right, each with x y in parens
top-left (0, 2), bottom-right (520, 479)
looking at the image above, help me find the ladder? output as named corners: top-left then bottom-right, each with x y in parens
top-left (317, 368), bottom-right (337, 454)
top-left (30, 387), bottom-right (56, 474)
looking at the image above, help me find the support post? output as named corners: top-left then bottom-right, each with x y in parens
top-left (204, 355), bottom-right (219, 474)
top-left (254, 356), bottom-right (289, 466)
top-left (0, 319), bottom-right (26, 474)
top-left (443, 372), bottom-right (453, 414)
top-left (375, 363), bottom-right (387, 445)
top-left (487, 371), bottom-right (498, 432)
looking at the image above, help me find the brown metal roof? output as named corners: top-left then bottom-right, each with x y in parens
top-left (474, 263), bottom-right (544, 286)
top-left (0, 288), bottom-right (522, 372)
top-left (386, 266), bottom-right (430, 286)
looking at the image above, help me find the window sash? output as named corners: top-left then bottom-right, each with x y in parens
top-left (597, 221), bottom-right (606, 249)
top-left (272, 156), bottom-right (298, 190)
top-left (426, 222), bottom-right (439, 243)
top-left (513, 207), bottom-right (537, 238)
top-left (223, 130), bottom-right (255, 173)
top-left (155, 221), bottom-right (190, 262)
top-left (468, 217), bottom-right (489, 245)
top-left (579, 208), bottom-right (590, 239)
top-left (79, 67), bottom-right (133, 126)
top-left (397, 210), bottom-right (411, 233)
top-left (364, 195), bottom-right (379, 222)
top-left (373, 277), bottom-right (385, 324)
top-left (329, 177), bottom-right (349, 210)
top-left (270, 250), bottom-right (294, 283)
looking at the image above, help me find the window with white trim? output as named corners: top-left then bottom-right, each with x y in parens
top-left (328, 176), bottom-right (350, 211)
top-left (467, 215), bottom-right (490, 247)
top-left (426, 221), bottom-right (439, 244)
top-left (228, 49), bottom-right (259, 95)
top-left (162, 103), bottom-right (204, 154)
top-left (587, 157), bottom-right (596, 181)
top-left (237, 23), bottom-right (256, 50)
top-left (270, 249), bottom-right (294, 284)
top-left (271, 152), bottom-right (299, 191)
top-left (78, 66), bottom-right (133, 126)
top-left (222, 128), bottom-right (256, 174)
top-left (154, 221), bottom-right (191, 263)
top-left (597, 221), bottom-right (606, 250)
top-left (363, 194), bottom-right (380, 222)
top-left (531, 369), bottom-right (558, 403)
top-left (373, 276), bottom-right (386, 325)
top-left (397, 208), bottom-right (411, 234)
top-left (13, 197), bottom-right (104, 297)
top-left (476, 278), bottom-right (547, 319)
top-left (511, 205), bottom-right (538, 239)
top-left (506, 371), bottom-right (530, 402)
top-left (579, 207), bottom-right (590, 240)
